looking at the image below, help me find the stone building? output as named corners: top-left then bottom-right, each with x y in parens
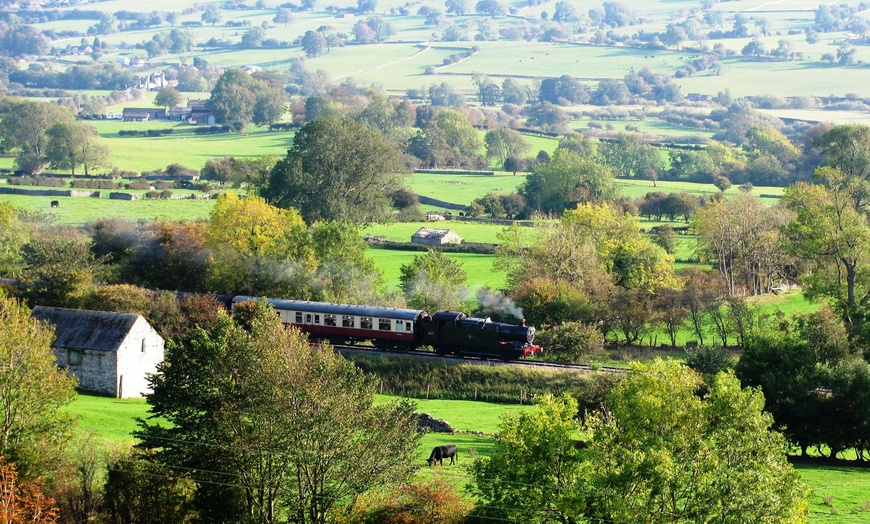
top-left (411, 228), bottom-right (464, 246)
top-left (31, 307), bottom-right (165, 399)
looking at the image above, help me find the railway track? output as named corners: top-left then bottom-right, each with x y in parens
top-left (332, 345), bottom-right (628, 374)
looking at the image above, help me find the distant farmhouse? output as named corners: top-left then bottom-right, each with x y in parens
top-left (122, 107), bottom-right (167, 122)
top-left (411, 228), bottom-right (463, 246)
top-left (32, 307), bottom-right (165, 399)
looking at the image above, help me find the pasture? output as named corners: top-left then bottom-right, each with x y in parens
top-left (63, 392), bottom-right (870, 523)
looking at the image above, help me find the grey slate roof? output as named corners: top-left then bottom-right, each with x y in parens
top-left (412, 227), bottom-right (453, 239)
top-left (31, 306), bottom-right (139, 352)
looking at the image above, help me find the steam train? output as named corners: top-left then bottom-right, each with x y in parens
top-left (231, 296), bottom-right (542, 360)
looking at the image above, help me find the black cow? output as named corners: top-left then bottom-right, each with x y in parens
top-left (50, 200), bottom-right (59, 208)
top-left (427, 444), bottom-right (457, 466)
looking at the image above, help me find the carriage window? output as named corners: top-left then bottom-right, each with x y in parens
top-left (342, 316), bottom-right (354, 328)
top-left (314, 315), bottom-right (321, 325)
top-left (295, 312), bottom-right (303, 323)
top-left (406, 322), bottom-right (412, 332)
top-left (305, 314), bottom-right (312, 324)
top-left (325, 315), bottom-right (336, 327)
top-left (379, 319), bottom-right (391, 331)
top-left (395, 321), bottom-right (404, 332)
top-left (361, 317), bottom-right (373, 330)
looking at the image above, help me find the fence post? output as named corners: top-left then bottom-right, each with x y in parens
top-left (426, 384), bottom-right (430, 400)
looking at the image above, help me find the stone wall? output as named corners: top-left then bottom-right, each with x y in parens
top-left (416, 413), bottom-right (455, 433)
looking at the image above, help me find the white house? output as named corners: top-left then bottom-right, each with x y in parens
top-left (411, 228), bottom-right (463, 246)
top-left (32, 307), bottom-right (165, 399)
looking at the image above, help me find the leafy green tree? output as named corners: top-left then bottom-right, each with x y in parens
top-left (261, 116), bottom-right (405, 224)
top-left (598, 132), bottom-right (663, 180)
top-left (0, 100), bottom-right (75, 175)
top-left (519, 148), bottom-right (618, 214)
top-left (209, 69), bottom-right (287, 128)
top-left (0, 202), bottom-right (27, 276)
top-left (301, 30), bottom-right (327, 57)
top-left (45, 121), bottom-right (109, 176)
top-left (735, 328), bottom-right (821, 455)
top-left (241, 27), bottom-right (266, 48)
top-left (20, 235), bottom-right (104, 309)
top-left (153, 86), bottom-right (183, 109)
top-left (436, 109), bottom-right (483, 162)
top-left (534, 321), bottom-right (603, 362)
top-left (783, 168), bottom-right (870, 338)
top-left (586, 359), bottom-right (808, 524)
top-left (139, 303), bottom-right (420, 524)
top-left (103, 450), bottom-right (196, 524)
top-left (273, 7), bottom-right (294, 25)
top-left (309, 221), bottom-right (388, 304)
top-left (469, 394), bottom-right (587, 523)
top-left (399, 249), bottom-right (468, 312)
top-left (484, 127), bottom-right (530, 166)
top-left (0, 293), bottom-right (77, 479)
top-left (201, 4), bottom-right (222, 25)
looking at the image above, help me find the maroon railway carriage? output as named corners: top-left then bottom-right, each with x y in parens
top-left (232, 296), bottom-right (429, 349)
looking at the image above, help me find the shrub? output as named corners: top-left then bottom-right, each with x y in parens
top-left (535, 322), bottom-right (604, 363)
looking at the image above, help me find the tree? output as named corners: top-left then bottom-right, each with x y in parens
top-left (519, 148), bottom-right (618, 214)
top-left (0, 457), bottom-right (59, 523)
top-left (598, 132), bottom-right (663, 179)
top-left (0, 202), bottom-right (27, 276)
top-left (0, 100), bottom-right (75, 175)
top-left (585, 359), bottom-right (808, 524)
top-left (45, 121), bottom-right (109, 176)
top-left (469, 394), bottom-right (586, 523)
top-left (103, 450), bottom-right (196, 524)
top-left (301, 30), bottom-right (327, 57)
top-left (357, 0), bottom-right (377, 13)
top-left (204, 193), bottom-right (309, 296)
top-left (273, 7), bottom-right (294, 25)
top-left (400, 249), bottom-right (468, 312)
top-left (261, 116), bottom-right (405, 224)
top-left (735, 328), bottom-right (821, 456)
top-left (783, 168), bottom-right (870, 339)
top-left (201, 4), bottom-right (222, 25)
top-left (436, 109), bottom-right (483, 162)
top-left (20, 235), bottom-right (104, 309)
top-left (139, 303), bottom-right (421, 524)
top-left (694, 192), bottom-right (793, 296)
top-left (484, 127), bottom-right (530, 166)
top-left (153, 86), bottom-right (183, 109)
top-left (446, 0), bottom-right (470, 15)
top-left (241, 27), bottom-right (266, 48)
top-left (0, 293), bottom-right (77, 479)
top-left (209, 68), bottom-right (287, 128)
top-left (475, 0), bottom-right (506, 17)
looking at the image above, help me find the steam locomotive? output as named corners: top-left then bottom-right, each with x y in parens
top-left (231, 296), bottom-right (541, 360)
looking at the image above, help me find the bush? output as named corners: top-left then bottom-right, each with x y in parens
top-left (535, 322), bottom-right (604, 363)
top-left (125, 179), bottom-right (151, 190)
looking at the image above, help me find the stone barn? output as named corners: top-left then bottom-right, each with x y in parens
top-left (411, 228), bottom-right (463, 246)
top-left (31, 307), bottom-right (165, 399)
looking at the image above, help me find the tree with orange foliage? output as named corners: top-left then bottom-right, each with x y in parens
top-left (0, 457), bottom-right (59, 524)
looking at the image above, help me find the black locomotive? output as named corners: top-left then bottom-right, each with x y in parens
top-left (232, 296), bottom-right (541, 360)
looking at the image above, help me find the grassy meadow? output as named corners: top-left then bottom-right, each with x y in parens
top-left (64, 392), bottom-right (870, 523)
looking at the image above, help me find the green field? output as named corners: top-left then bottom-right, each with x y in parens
top-left (367, 247), bottom-right (507, 295)
top-left (64, 392), bottom-right (870, 522)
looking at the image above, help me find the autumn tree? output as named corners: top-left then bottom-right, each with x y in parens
top-left (204, 193), bottom-right (310, 296)
top-left (260, 116), bottom-right (405, 224)
top-left (0, 457), bottom-right (59, 524)
top-left (19, 234), bottom-right (104, 309)
top-left (399, 249), bottom-right (468, 312)
top-left (598, 132), bottom-right (663, 180)
top-left (0, 293), bottom-right (77, 480)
